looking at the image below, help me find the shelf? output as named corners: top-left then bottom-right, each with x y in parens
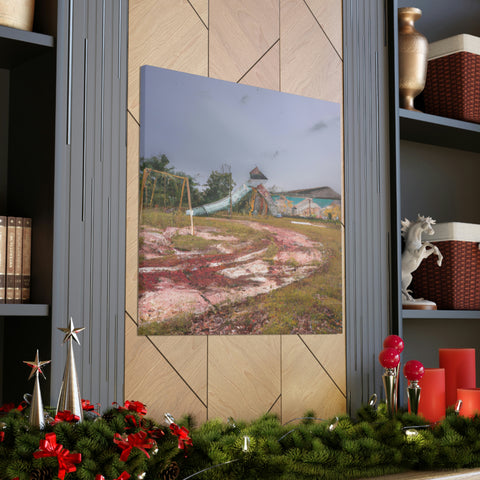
top-left (0, 25), bottom-right (54, 69)
top-left (399, 109), bottom-right (480, 153)
top-left (0, 304), bottom-right (49, 317)
top-left (403, 309), bottom-right (480, 319)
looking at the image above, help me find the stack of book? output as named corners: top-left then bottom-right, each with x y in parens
top-left (0, 216), bottom-right (32, 304)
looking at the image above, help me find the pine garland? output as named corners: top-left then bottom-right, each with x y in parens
top-left (3, 401), bottom-right (480, 479)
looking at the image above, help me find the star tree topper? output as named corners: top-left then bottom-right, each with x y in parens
top-left (23, 350), bottom-right (51, 380)
top-left (58, 317), bottom-right (85, 345)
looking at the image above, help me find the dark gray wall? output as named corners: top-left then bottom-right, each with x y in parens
top-left (50, 0), bottom-right (127, 408)
top-left (343, 0), bottom-right (393, 414)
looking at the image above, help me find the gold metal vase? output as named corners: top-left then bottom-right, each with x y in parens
top-left (398, 7), bottom-right (428, 111)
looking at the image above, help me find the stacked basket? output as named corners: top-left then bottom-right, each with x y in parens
top-left (423, 34), bottom-right (480, 124)
top-left (411, 223), bottom-right (480, 310)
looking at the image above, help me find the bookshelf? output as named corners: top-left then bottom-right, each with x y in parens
top-left (390, 0), bottom-right (480, 390)
top-left (0, 10), bottom-right (56, 403)
top-left (0, 1), bottom-right (126, 409)
top-left (0, 25), bottom-right (54, 68)
top-left (0, 304), bottom-right (49, 317)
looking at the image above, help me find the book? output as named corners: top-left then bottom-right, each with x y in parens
top-left (21, 218), bottom-right (32, 303)
top-left (0, 216), bottom-right (6, 303)
top-left (6, 217), bottom-right (16, 304)
top-left (14, 217), bottom-right (23, 303)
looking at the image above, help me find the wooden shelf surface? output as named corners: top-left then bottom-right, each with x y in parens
top-left (0, 304), bottom-right (49, 317)
top-left (399, 108), bottom-right (480, 153)
top-left (0, 25), bottom-right (54, 69)
top-left (403, 309), bottom-right (480, 320)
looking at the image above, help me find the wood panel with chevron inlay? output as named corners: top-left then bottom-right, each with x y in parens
top-left (126, 0), bottom-right (345, 423)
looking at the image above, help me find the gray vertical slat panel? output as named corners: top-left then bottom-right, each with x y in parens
top-left (51, 0), bottom-right (87, 404)
top-left (51, 0), bottom-right (127, 408)
top-left (343, 0), bottom-right (392, 414)
top-left (51, 0), bottom-right (68, 403)
top-left (116, 0), bottom-right (127, 404)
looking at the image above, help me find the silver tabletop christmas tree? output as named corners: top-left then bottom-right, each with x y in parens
top-left (23, 350), bottom-right (51, 429)
top-left (56, 317), bottom-right (85, 421)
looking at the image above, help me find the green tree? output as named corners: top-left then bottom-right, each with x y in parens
top-left (139, 153), bottom-right (172, 175)
top-left (202, 167), bottom-right (235, 204)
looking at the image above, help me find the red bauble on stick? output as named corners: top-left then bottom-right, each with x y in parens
top-left (383, 334), bottom-right (405, 353)
top-left (379, 347), bottom-right (401, 369)
top-left (404, 360), bottom-right (425, 382)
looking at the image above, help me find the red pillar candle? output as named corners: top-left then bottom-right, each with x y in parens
top-left (457, 388), bottom-right (480, 418)
top-left (439, 348), bottom-right (476, 408)
top-left (416, 368), bottom-right (446, 423)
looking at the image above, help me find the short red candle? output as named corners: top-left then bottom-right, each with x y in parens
top-left (457, 388), bottom-right (480, 418)
top-left (439, 348), bottom-right (476, 407)
top-left (416, 368), bottom-right (446, 423)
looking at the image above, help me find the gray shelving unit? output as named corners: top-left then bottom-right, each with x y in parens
top-left (400, 109), bottom-right (480, 153)
top-left (390, 0), bottom-right (480, 395)
top-left (0, 14), bottom-right (57, 403)
top-left (0, 1), bottom-right (127, 408)
top-left (0, 25), bottom-right (54, 67)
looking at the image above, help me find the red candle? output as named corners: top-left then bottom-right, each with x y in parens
top-left (416, 368), bottom-right (445, 423)
top-left (439, 348), bottom-right (476, 407)
top-left (457, 388), bottom-right (480, 418)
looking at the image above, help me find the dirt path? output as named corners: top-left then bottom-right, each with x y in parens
top-left (138, 220), bottom-right (325, 327)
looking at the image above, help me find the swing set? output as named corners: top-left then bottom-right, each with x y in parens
top-left (139, 167), bottom-right (194, 234)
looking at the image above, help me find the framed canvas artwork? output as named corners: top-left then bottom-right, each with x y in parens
top-left (138, 66), bottom-right (343, 336)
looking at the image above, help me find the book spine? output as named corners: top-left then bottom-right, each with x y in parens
top-left (6, 217), bottom-right (15, 304)
top-left (0, 216), bottom-right (6, 303)
top-left (21, 218), bottom-right (32, 304)
top-left (14, 217), bottom-right (23, 304)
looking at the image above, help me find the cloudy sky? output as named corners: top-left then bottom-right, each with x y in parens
top-left (140, 66), bottom-right (342, 195)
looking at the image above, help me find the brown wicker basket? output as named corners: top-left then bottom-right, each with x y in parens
top-left (423, 51), bottom-right (480, 124)
top-left (411, 240), bottom-right (480, 310)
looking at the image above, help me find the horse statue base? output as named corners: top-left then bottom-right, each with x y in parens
top-left (403, 298), bottom-right (437, 310)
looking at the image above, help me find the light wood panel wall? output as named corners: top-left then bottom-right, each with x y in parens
top-left (126, 0), bottom-right (345, 423)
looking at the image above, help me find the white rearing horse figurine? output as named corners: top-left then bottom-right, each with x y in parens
top-left (401, 214), bottom-right (443, 302)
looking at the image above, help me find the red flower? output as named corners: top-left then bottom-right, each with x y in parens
top-left (148, 427), bottom-right (165, 440)
top-left (95, 473), bottom-right (130, 480)
top-left (82, 399), bottom-right (100, 415)
top-left (52, 410), bottom-right (80, 425)
top-left (124, 413), bottom-right (141, 431)
top-left (113, 431), bottom-right (155, 461)
top-left (114, 400), bottom-right (147, 416)
top-left (0, 402), bottom-right (15, 413)
top-left (16, 400), bottom-right (28, 412)
top-left (169, 423), bottom-right (193, 452)
top-left (33, 432), bottom-right (81, 480)
top-left (123, 400), bottom-right (147, 416)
